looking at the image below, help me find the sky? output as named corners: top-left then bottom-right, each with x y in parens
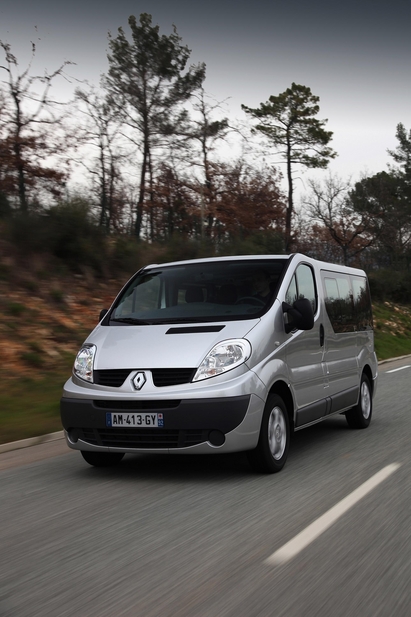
top-left (1, 0), bottom-right (410, 194)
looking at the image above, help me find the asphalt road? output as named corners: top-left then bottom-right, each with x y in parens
top-left (1, 358), bottom-right (411, 617)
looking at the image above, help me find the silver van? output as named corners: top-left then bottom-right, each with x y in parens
top-left (60, 254), bottom-right (378, 473)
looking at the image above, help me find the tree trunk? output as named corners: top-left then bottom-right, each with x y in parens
top-left (15, 144), bottom-right (27, 213)
top-left (135, 150), bottom-right (147, 239)
top-left (99, 148), bottom-right (108, 228)
top-left (11, 92), bottom-right (28, 213)
top-left (285, 137), bottom-right (293, 252)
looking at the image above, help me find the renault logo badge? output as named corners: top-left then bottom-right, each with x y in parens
top-left (132, 371), bottom-right (146, 391)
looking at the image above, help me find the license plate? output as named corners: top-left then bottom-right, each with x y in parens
top-left (106, 412), bottom-right (164, 428)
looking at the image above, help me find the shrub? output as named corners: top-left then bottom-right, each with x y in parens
top-left (6, 199), bottom-right (110, 275)
top-left (0, 192), bottom-right (12, 218)
top-left (7, 302), bottom-right (26, 317)
top-left (368, 269), bottom-right (411, 304)
top-left (218, 231), bottom-right (285, 256)
top-left (46, 199), bottom-right (108, 273)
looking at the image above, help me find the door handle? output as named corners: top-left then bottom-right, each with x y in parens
top-left (320, 324), bottom-right (324, 347)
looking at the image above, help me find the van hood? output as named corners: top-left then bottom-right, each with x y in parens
top-left (88, 320), bottom-right (260, 369)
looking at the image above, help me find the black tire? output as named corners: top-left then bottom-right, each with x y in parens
top-left (81, 451), bottom-right (125, 467)
top-left (247, 394), bottom-right (290, 473)
top-left (345, 374), bottom-right (372, 429)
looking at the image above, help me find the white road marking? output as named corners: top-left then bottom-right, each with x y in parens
top-left (265, 463), bottom-right (401, 566)
top-left (386, 365), bottom-right (411, 373)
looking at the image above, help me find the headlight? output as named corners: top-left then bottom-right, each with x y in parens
top-left (193, 339), bottom-right (251, 382)
top-left (73, 344), bottom-right (96, 383)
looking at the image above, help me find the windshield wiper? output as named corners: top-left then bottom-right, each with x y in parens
top-left (110, 317), bottom-right (152, 325)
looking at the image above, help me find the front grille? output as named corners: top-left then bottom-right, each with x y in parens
top-left (79, 428), bottom-right (208, 449)
top-left (151, 369), bottom-right (196, 387)
top-left (94, 370), bottom-right (131, 387)
top-left (94, 400), bottom-right (180, 410)
top-left (93, 369), bottom-right (196, 388)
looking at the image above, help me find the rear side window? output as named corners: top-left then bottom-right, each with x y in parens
top-left (322, 271), bottom-right (373, 333)
top-left (352, 276), bottom-right (373, 330)
top-left (323, 274), bottom-right (354, 332)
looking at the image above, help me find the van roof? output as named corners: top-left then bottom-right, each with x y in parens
top-left (142, 254), bottom-right (367, 277)
top-left (143, 254), bottom-right (292, 270)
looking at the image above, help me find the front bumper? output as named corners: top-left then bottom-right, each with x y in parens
top-left (60, 394), bottom-right (262, 454)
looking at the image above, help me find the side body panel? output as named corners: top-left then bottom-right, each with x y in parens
top-left (273, 257), bottom-right (377, 429)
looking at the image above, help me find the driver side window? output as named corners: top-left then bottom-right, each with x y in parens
top-left (285, 265), bottom-right (317, 312)
top-left (285, 276), bottom-right (298, 305)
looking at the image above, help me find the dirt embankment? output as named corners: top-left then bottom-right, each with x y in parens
top-left (0, 245), bottom-right (128, 378)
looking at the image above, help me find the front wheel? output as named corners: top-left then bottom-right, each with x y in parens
top-left (345, 374), bottom-right (372, 429)
top-left (247, 394), bottom-right (290, 473)
top-left (81, 451), bottom-right (125, 467)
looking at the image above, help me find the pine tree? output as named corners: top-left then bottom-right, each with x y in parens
top-left (105, 13), bottom-right (205, 238)
top-left (242, 83), bottom-right (336, 251)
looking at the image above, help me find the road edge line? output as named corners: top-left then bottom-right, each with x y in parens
top-left (0, 431), bottom-right (65, 454)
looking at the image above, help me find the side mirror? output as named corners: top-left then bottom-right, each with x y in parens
top-left (99, 308), bottom-right (108, 322)
top-left (282, 298), bottom-right (314, 334)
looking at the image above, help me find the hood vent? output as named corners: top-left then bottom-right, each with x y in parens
top-left (166, 325), bottom-right (225, 334)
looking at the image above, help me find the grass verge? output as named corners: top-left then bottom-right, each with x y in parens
top-left (373, 302), bottom-right (411, 360)
top-left (0, 371), bottom-right (71, 445)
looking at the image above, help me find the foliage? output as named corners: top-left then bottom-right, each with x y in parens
top-left (7, 301), bottom-right (26, 316)
top-left (0, 191), bottom-right (11, 218)
top-left (7, 211), bottom-right (58, 253)
top-left (349, 171), bottom-right (411, 267)
top-left (368, 269), bottom-right (411, 304)
top-left (218, 230), bottom-right (285, 256)
top-left (132, 159), bottom-right (286, 244)
top-left (209, 161), bottom-right (286, 240)
top-left (45, 199), bottom-right (107, 272)
top-left (388, 123), bottom-right (411, 182)
top-left (6, 198), bottom-right (107, 273)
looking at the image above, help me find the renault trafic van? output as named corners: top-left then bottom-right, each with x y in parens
top-left (60, 254), bottom-right (378, 473)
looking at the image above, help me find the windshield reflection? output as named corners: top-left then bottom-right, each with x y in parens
top-left (110, 260), bottom-right (286, 325)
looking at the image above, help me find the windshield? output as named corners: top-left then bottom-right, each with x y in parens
top-left (110, 259), bottom-right (286, 325)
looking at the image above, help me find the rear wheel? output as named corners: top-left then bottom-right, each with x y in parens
top-left (345, 374), bottom-right (372, 429)
top-left (81, 451), bottom-right (125, 467)
top-left (247, 394), bottom-right (290, 473)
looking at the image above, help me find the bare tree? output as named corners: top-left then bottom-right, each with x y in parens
top-left (181, 88), bottom-right (230, 234)
top-left (75, 85), bottom-right (130, 230)
top-left (303, 174), bottom-right (373, 265)
top-left (0, 40), bottom-right (73, 211)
